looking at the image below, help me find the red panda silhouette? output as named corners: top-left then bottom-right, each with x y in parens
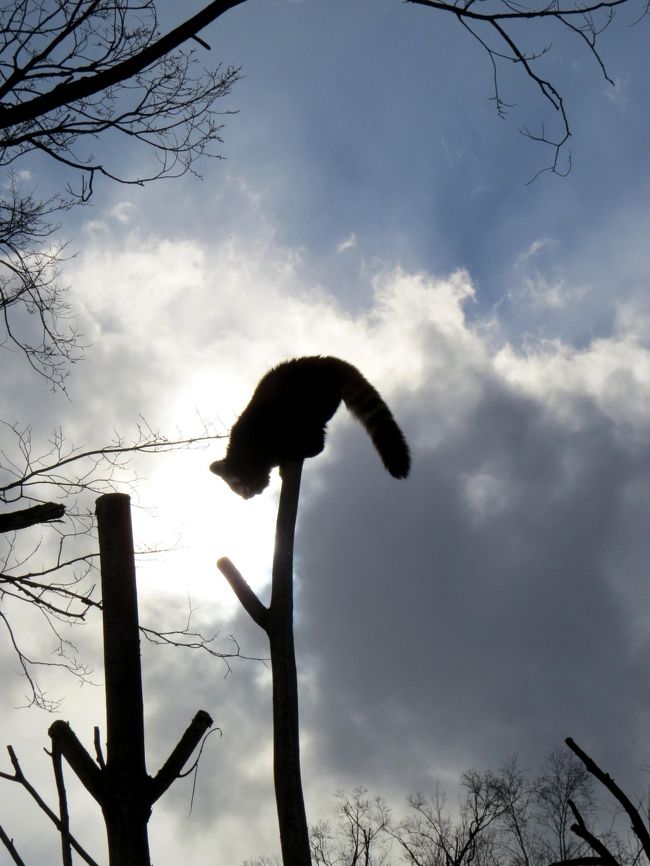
top-left (209, 356), bottom-right (410, 499)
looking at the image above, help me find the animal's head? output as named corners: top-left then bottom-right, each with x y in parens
top-left (209, 459), bottom-right (270, 500)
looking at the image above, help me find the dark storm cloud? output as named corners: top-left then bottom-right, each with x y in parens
top-left (294, 366), bottom-right (650, 795)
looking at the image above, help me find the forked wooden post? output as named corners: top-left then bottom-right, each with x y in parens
top-left (47, 493), bottom-right (213, 866)
top-left (218, 460), bottom-right (311, 866)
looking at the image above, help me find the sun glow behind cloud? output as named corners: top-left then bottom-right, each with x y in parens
top-left (55, 224), bottom-right (470, 623)
top-left (56, 212), bottom-right (650, 629)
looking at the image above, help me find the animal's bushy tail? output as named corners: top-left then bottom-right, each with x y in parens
top-left (334, 359), bottom-right (411, 478)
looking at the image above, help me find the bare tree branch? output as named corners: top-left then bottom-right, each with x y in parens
top-left (0, 419), bottom-right (234, 704)
top-left (50, 740), bottom-right (73, 866)
top-left (406, 0), bottom-right (641, 177)
top-left (0, 745), bottom-right (100, 866)
top-left (217, 555), bottom-right (268, 629)
top-left (49, 721), bottom-right (103, 801)
top-left (566, 738), bottom-right (650, 863)
top-left (564, 799), bottom-right (621, 866)
top-left (0, 824), bottom-right (26, 866)
top-left (149, 709), bottom-right (214, 803)
top-left (0, 0), bottom-right (245, 131)
top-left (0, 3), bottom-right (243, 386)
top-left (0, 501), bottom-right (65, 532)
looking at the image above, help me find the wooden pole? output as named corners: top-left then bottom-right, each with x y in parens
top-left (268, 461), bottom-right (311, 866)
top-left (217, 462), bottom-right (311, 865)
top-left (95, 493), bottom-right (151, 866)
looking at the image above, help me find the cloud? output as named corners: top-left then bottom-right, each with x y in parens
top-left (291, 276), bottom-right (650, 797)
top-left (336, 232), bottom-right (357, 253)
top-left (3, 222), bottom-right (650, 863)
top-left (510, 238), bottom-right (588, 311)
top-left (604, 74), bottom-right (630, 106)
top-left (109, 201), bottom-right (136, 223)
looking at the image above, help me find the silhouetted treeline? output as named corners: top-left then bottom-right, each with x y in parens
top-left (244, 748), bottom-right (644, 866)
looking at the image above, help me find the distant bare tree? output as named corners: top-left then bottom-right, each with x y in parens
top-left (497, 752), bottom-right (600, 866)
top-left (296, 748), bottom-right (636, 866)
top-left (242, 858), bottom-right (282, 866)
top-left (392, 769), bottom-right (510, 866)
top-left (310, 788), bottom-right (392, 866)
top-left (534, 749), bottom-right (597, 865)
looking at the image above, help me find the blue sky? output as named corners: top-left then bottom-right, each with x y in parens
top-left (2, 1), bottom-right (650, 864)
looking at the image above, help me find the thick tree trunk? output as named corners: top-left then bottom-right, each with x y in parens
top-left (96, 494), bottom-right (152, 866)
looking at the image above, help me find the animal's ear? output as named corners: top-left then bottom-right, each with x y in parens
top-left (209, 460), bottom-right (225, 477)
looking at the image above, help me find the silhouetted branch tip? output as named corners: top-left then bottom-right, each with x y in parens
top-left (149, 709), bottom-right (214, 803)
top-left (0, 502), bottom-right (65, 533)
top-left (48, 721), bottom-right (103, 801)
top-left (565, 738), bottom-right (650, 864)
top-left (0, 824), bottom-right (26, 866)
top-left (217, 556), bottom-right (269, 629)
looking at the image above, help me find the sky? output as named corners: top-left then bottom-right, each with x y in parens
top-left (2, 0), bottom-right (650, 863)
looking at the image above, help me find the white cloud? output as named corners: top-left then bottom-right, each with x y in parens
top-left (336, 232), bottom-right (357, 253)
top-left (511, 238), bottom-right (588, 310)
top-left (109, 201), bottom-right (136, 223)
top-left (59, 237), bottom-right (486, 604)
top-left (56, 226), bottom-right (650, 619)
top-left (604, 74), bottom-right (630, 106)
top-left (516, 238), bottom-right (551, 264)
top-left (495, 334), bottom-right (650, 438)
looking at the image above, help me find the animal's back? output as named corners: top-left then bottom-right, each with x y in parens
top-left (256, 357), bottom-right (345, 460)
top-left (260, 356), bottom-right (410, 476)
top-left (210, 355), bottom-right (410, 497)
